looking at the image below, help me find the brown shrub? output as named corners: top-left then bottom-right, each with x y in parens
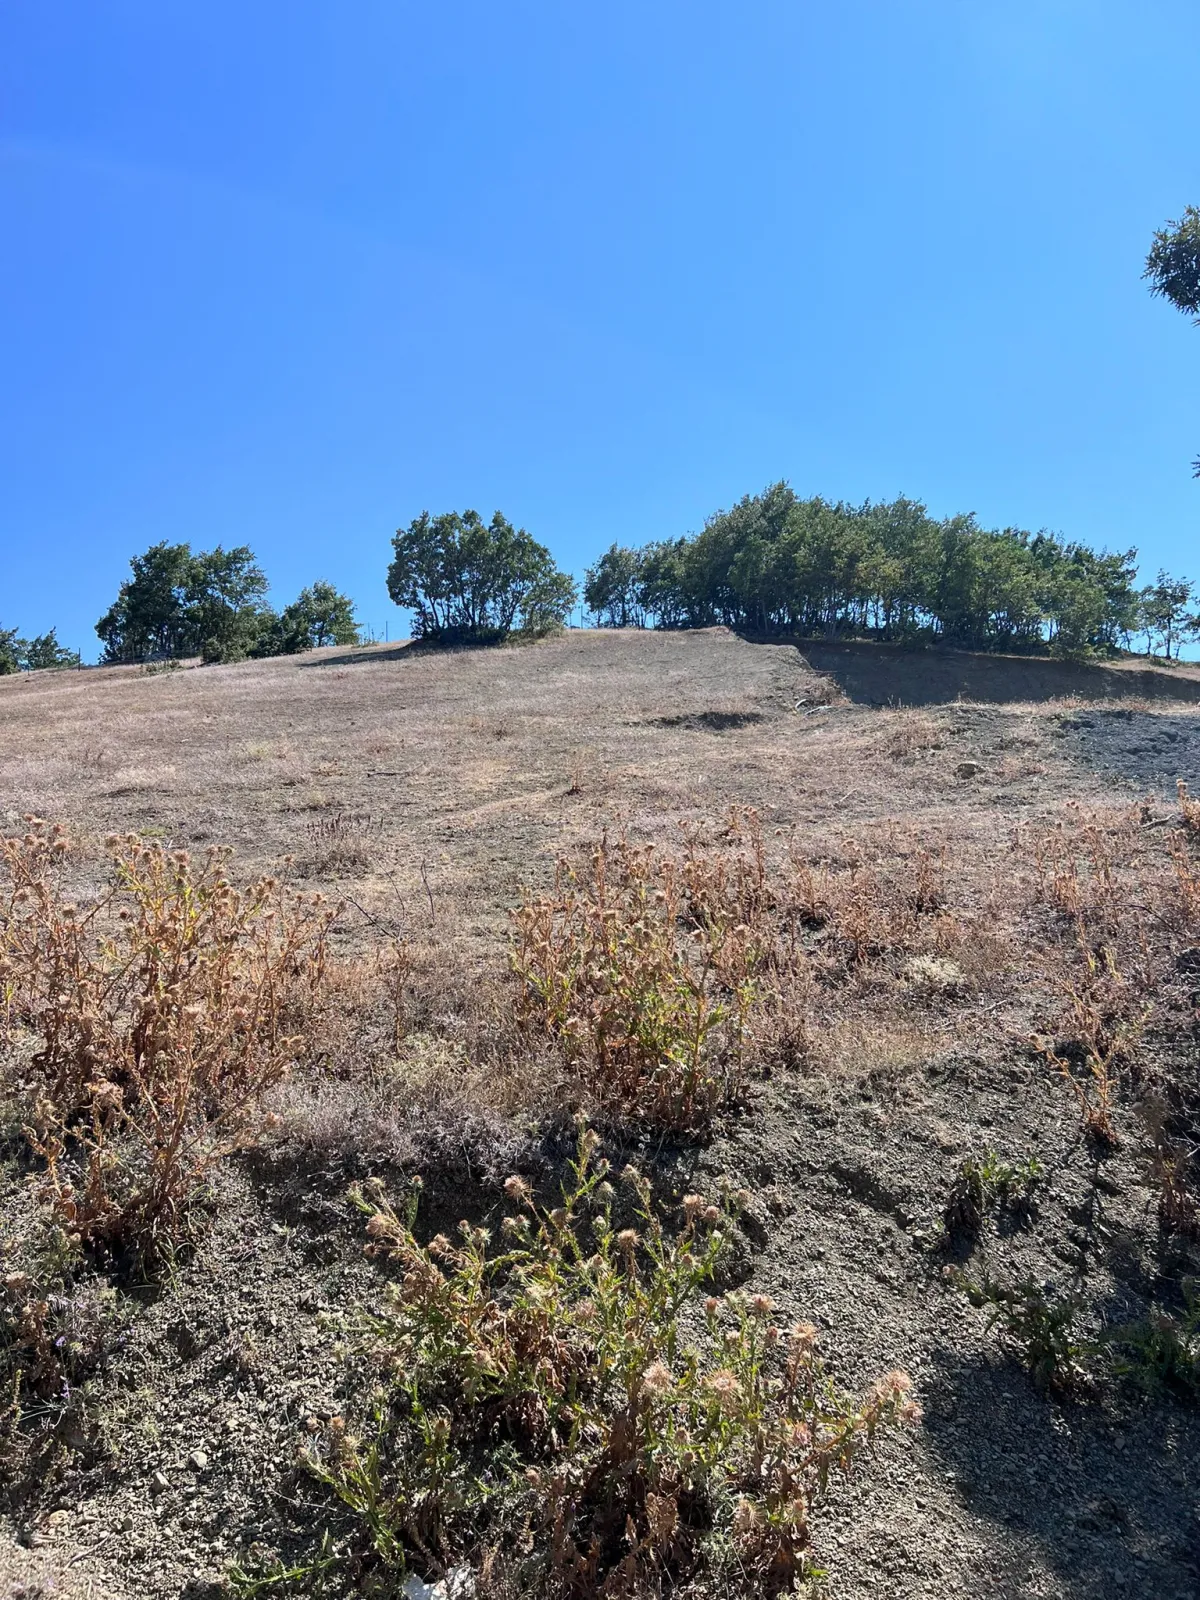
top-left (510, 810), bottom-right (814, 1130)
top-left (0, 819), bottom-right (337, 1262)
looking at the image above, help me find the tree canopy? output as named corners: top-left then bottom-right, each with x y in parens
top-left (254, 581), bottom-right (361, 656)
top-left (96, 542), bottom-right (271, 663)
top-left (96, 543), bottom-right (359, 664)
top-left (585, 483), bottom-right (1194, 659)
top-left (0, 625), bottom-right (76, 674)
top-left (1146, 205), bottom-right (1200, 477)
top-left (387, 509), bottom-right (576, 643)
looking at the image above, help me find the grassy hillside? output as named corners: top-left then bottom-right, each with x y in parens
top-left (2, 629), bottom-right (1199, 1600)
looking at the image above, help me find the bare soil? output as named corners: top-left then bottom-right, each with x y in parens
top-left (2, 629), bottom-right (1199, 1600)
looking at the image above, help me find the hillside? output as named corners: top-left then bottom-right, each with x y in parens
top-left (2, 628), bottom-right (1199, 1600)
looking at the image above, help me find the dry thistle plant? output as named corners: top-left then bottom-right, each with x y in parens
top-left (1177, 779), bottom-right (1200, 838)
top-left (1038, 943), bottom-right (1148, 1150)
top-left (509, 811), bottom-right (798, 1130)
top-left (787, 836), bottom-right (949, 972)
top-left (0, 819), bottom-right (338, 1263)
top-left (308, 1126), bottom-right (917, 1598)
top-left (1139, 1099), bottom-right (1200, 1239)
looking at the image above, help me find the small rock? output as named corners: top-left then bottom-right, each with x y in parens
top-left (956, 760), bottom-right (984, 778)
top-left (401, 1569), bottom-right (476, 1600)
top-left (150, 1470), bottom-right (171, 1495)
top-left (189, 1449), bottom-right (209, 1472)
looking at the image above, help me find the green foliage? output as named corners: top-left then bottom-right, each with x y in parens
top-left (282, 581), bottom-right (361, 649)
top-left (0, 626), bottom-right (76, 673)
top-left (1106, 1281), bottom-right (1200, 1401)
top-left (942, 1151), bottom-right (1042, 1242)
top-left (96, 541), bottom-right (271, 664)
top-left (251, 582), bottom-right (361, 658)
top-left (592, 483), bottom-right (1161, 657)
top-left (308, 1129), bottom-right (917, 1597)
top-left (20, 629), bottom-right (76, 670)
top-left (956, 1271), bottom-right (1094, 1393)
top-left (189, 545), bottom-right (271, 663)
top-left (584, 543), bottom-right (646, 627)
top-left (1138, 569), bottom-right (1198, 661)
top-left (1146, 206), bottom-right (1200, 319)
top-left (387, 509), bottom-right (577, 644)
top-left (1145, 205), bottom-right (1200, 477)
top-left (96, 545), bottom-right (362, 665)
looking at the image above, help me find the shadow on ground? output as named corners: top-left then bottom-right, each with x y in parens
top-left (763, 638), bottom-right (1200, 709)
top-left (921, 1346), bottom-right (1199, 1599)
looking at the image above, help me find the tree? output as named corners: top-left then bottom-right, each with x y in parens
top-left (387, 510), bottom-right (576, 642)
top-left (0, 628), bottom-right (18, 675)
top-left (96, 542), bottom-right (270, 664)
top-left (285, 581), bottom-right (360, 647)
top-left (96, 542), bottom-right (197, 662)
top-left (254, 582), bottom-right (361, 655)
top-left (21, 629), bottom-right (76, 670)
top-left (186, 546), bottom-right (271, 663)
top-left (600, 481), bottom-right (1160, 659)
top-left (584, 544), bottom-right (645, 627)
top-left (1145, 206), bottom-right (1200, 476)
top-left (1139, 570), bottom-right (1194, 660)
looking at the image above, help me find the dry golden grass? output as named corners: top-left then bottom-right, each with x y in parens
top-left (2, 630), bottom-right (1196, 1141)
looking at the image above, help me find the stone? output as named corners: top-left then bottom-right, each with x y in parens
top-left (956, 760), bottom-right (984, 778)
top-left (150, 1471), bottom-right (171, 1495)
top-left (189, 1450), bottom-right (209, 1471)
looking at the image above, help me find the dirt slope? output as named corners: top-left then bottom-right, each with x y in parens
top-left (1, 629), bottom-right (1199, 1600)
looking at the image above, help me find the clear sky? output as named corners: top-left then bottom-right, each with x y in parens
top-left (2, 1), bottom-right (1197, 657)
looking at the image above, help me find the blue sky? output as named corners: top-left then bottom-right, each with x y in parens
top-left (1, 1), bottom-right (1197, 657)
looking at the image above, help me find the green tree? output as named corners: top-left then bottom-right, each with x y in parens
top-left (1145, 205), bottom-right (1200, 476)
top-left (96, 542), bottom-right (197, 662)
top-left (21, 629), bottom-right (76, 670)
top-left (387, 510), bottom-right (576, 642)
top-left (0, 628), bottom-right (18, 675)
top-left (287, 581), bottom-right (360, 647)
top-left (607, 481), bottom-right (1151, 658)
top-left (96, 542), bottom-right (271, 664)
top-left (255, 581), bottom-right (361, 654)
top-left (186, 546), bottom-right (270, 663)
top-left (1139, 570), bottom-right (1194, 659)
top-left (584, 544), bottom-right (646, 627)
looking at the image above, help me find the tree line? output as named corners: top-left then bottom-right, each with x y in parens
top-left (4, 204), bottom-right (1195, 673)
top-left (80, 511), bottom-right (576, 667)
top-left (583, 485), bottom-right (1199, 659)
top-left (94, 543), bottom-right (360, 664)
top-left (0, 626), bottom-right (77, 675)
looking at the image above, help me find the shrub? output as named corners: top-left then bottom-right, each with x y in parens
top-left (310, 1128), bottom-right (918, 1597)
top-left (0, 1220), bottom-right (117, 1482)
top-left (1106, 1281), bottom-right (1200, 1400)
top-left (0, 820), bottom-right (337, 1263)
top-left (509, 825), bottom-right (773, 1130)
top-left (387, 509), bottom-right (577, 644)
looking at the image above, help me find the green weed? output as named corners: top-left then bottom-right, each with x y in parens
top-left (308, 1127), bottom-right (918, 1597)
